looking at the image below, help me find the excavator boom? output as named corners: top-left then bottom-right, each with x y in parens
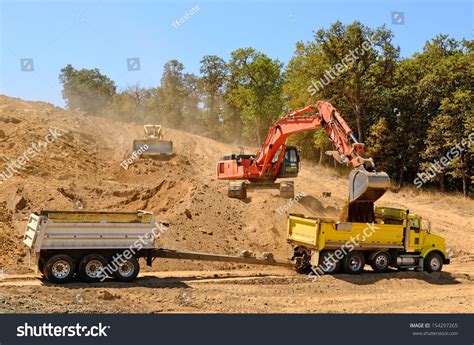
top-left (217, 101), bottom-right (390, 204)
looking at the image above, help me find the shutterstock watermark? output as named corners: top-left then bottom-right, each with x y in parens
top-left (308, 222), bottom-right (378, 282)
top-left (172, 5), bottom-right (200, 29)
top-left (307, 33), bottom-right (377, 96)
top-left (0, 128), bottom-right (62, 186)
top-left (414, 129), bottom-right (474, 188)
top-left (17, 322), bottom-right (109, 337)
top-left (97, 221), bottom-right (168, 281)
top-left (120, 144), bottom-right (148, 169)
top-left (276, 191), bottom-right (305, 215)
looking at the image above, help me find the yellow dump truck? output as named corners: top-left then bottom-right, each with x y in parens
top-left (287, 206), bottom-right (449, 274)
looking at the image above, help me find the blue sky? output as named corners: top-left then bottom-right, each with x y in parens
top-left (0, 0), bottom-right (472, 107)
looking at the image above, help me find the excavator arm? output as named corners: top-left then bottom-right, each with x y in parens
top-left (255, 101), bottom-right (373, 177)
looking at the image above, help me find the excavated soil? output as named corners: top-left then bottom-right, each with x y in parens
top-left (0, 95), bottom-right (473, 313)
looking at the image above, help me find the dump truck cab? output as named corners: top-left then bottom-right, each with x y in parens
top-left (374, 207), bottom-right (449, 260)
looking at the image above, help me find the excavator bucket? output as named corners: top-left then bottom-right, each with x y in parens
top-left (133, 139), bottom-right (174, 157)
top-left (349, 167), bottom-right (390, 203)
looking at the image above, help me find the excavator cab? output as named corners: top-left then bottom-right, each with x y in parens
top-left (276, 146), bottom-right (300, 178)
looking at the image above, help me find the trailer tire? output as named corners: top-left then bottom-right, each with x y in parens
top-left (78, 254), bottom-right (108, 283)
top-left (44, 254), bottom-right (75, 284)
top-left (114, 257), bottom-right (140, 282)
top-left (424, 252), bottom-right (443, 273)
top-left (318, 250), bottom-right (341, 274)
top-left (370, 252), bottom-right (390, 272)
top-left (343, 251), bottom-right (365, 274)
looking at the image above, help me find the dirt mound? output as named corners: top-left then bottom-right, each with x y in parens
top-left (0, 95), bottom-right (472, 275)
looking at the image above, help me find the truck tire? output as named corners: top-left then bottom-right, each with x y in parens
top-left (424, 252), bottom-right (443, 273)
top-left (343, 251), bottom-right (365, 274)
top-left (78, 254), bottom-right (108, 283)
top-left (44, 254), bottom-right (75, 284)
top-left (370, 252), bottom-right (390, 272)
top-left (114, 257), bottom-right (140, 282)
top-left (318, 250), bottom-right (341, 274)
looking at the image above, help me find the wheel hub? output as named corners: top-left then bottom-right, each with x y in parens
top-left (349, 257), bottom-right (362, 271)
top-left (85, 260), bottom-right (104, 278)
top-left (375, 255), bottom-right (388, 269)
top-left (118, 261), bottom-right (134, 277)
top-left (430, 257), bottom-right (441, 271)
top-left (51, 260), bottom-right (71, 279)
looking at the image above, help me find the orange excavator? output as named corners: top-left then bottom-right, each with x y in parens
top-left (216, 101), bottom-right (390, 209)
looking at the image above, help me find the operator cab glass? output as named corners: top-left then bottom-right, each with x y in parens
top-left (276, 146), bottom-right (300, 177)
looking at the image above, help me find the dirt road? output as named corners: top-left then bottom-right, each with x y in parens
top-left (0, 95), bottom-right (473, 313)
top-left (0, 263), bottom-right (472, 313)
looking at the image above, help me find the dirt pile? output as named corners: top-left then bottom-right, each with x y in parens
top-left (0, 96), bottom-right (338, 273)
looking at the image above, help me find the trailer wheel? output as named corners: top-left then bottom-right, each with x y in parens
top-left (44, 254), bottom-right (75, 284)
top-left (343, 251), bottom-right (365, 274)
top-left (424, 252), bottom-right (443, 273)
top-left (114, 257), bottom-right (140, 282)
top-left (78, 254), bottom-right (108, 283)
top-left (370, 252), bottom-right (390, 272)
top-left (318, 251), bottom-right (341, 274)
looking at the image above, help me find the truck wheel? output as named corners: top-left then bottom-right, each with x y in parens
top-left (44, 254), bottom-right (75, 284)
top-left (78, 254), bottom-right (108, 283)
top-left (343, 252), bottom-right (365, 274)
top-left (424, 252), bottom-right (443, 273)
top-left (318, 251), bottom-right (341, 274)
top-left (280, 181), bottom-right (295, 198)
top-left (370, 252), bottom-right (390, 272)
top-left (114, 257), bottom-right (140, 282)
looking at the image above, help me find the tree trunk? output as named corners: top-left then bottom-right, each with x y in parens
top-left (210, 93), bottom-right (215, 139)
top-left (319, 147), bottom-right (325, 165)
top-left (439, 173), bottom-right (445, 193)
top-left (255, 118), bottom-right (262, 144)
top-left (354, 105), bottom-right (363, 141)
top-left (461, 152), bottom-right (468, 197)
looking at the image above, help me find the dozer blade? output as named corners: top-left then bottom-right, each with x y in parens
top-left (349, 167), bottom-right (390, 203)
top-left (133, 139), bottom-right (174, 157)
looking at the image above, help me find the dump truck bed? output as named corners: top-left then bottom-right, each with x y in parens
top-left (287, 214), bottom-right (405, 251)
top-left (23, 211), bottom-right (160, 252)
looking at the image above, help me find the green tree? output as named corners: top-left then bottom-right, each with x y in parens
top-left (200, 55), bottom-right (228, 139)
top-left (157, 60), bottom-right (192, 129)
top-left (59, 64), bottom-right (116, 114)
top-left (228, 48), bottom-right (284, 143)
